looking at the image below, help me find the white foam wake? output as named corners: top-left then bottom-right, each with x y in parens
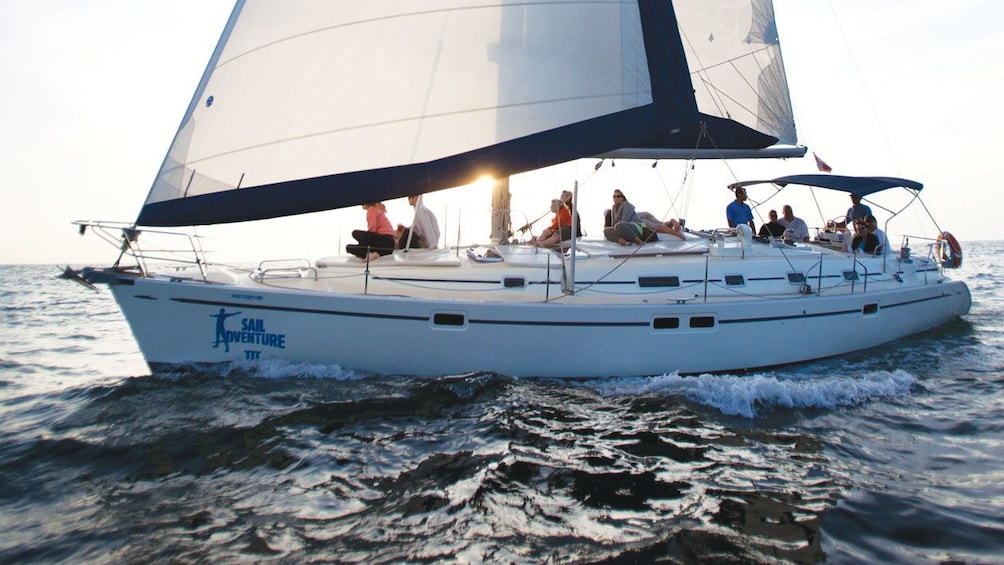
top-left (589, 370), bottom-right (918, 418)
top-left (220, 358), bottom-right (368, 380)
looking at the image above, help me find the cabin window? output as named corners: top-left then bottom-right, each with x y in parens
top-left (724, 274), bottom-right (745, 287)
top-left (689, 316), bottom-right (716, 329)
top-left (787, 272), bottom-right (806, 285)
top-left (432, 312), bottom-right (466, 327)
top-left (862, 303), bottom-right (879, 315)
top-left (503, 277), bottom-right (526, 288)
top-left (638, 276), bottom-right (680, 288)
top-left (842, 270), bottom-right (860, 281)
top-left (653, 317), bottom-right (680, 329)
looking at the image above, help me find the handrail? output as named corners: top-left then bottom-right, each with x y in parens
top-left (251, 258), bottom-right (317, 281)
top-left (73, 220), bottom-right (208, 280)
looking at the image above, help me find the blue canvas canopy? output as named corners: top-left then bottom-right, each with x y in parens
top-left (731, 174), bottom-right (923, 196)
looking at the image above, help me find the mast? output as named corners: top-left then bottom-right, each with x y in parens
top-left (490, 177), bottom-right (512, 244)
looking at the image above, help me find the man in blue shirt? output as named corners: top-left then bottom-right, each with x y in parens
top-left (845, 194), bottom-right (872, 226)
top-left (726, 186), bottom-right (755, 230)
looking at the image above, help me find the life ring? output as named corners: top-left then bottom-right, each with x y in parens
top-left (938, 231), bottom-right (963, 268)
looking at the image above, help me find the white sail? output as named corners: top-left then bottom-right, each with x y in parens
top-left (137, 1), bottom-right (803, 227)
top-left (142, 1), bottom-right (690, 226)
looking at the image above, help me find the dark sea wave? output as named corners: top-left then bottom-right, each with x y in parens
top-left (1, 243), bottom-right (1003, 563)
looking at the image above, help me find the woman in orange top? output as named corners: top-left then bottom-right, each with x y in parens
top-left (530, 199), bottom-right (573, 248)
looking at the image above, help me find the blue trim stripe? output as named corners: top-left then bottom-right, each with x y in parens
top-left (167, 291), bottom-right (957, 329)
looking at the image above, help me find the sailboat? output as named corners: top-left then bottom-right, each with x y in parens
top-left (72, 1), bottom-right (970, 377)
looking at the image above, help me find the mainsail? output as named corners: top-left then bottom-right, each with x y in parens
top-left (137, 0), bottom-right (800, 227)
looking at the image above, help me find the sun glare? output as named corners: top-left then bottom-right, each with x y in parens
top-left (472, 175), bottom-right (496, 191)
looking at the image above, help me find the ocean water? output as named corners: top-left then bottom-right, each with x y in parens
top-left (1, 242), bottom-right (1002, 563)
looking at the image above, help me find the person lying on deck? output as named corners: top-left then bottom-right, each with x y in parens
top-left (638, 212), bottom-right (686, 241)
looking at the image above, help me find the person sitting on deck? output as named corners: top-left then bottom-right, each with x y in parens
top-left (759, 209), bottom-right (786, 238)
top-left (603, 190), bottom-right (649, 246)
top-left (778, 205), bottom-right (810, 242)
top-left (865, 214), bottom-right (888, 254)
top-left (560, 190), bottom-right (583, 238)
top-left (849, 219), bottom-right (879, 254)
top-left (347, 202), bottom-right (397, 261)
top-left (396, 194), bottom-right (440, 250)
top-left (529, 198), bottom-right (573, 248)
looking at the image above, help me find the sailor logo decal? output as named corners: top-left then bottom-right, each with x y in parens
top-left (210, 308), bottom-right (286, 359)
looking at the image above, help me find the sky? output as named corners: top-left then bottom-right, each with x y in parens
top-left (1, 0), bottom-right (1002, 266)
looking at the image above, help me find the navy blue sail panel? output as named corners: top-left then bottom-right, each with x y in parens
top-left (138, 108), bottom-right (686, 226)
top-left (630, 3), bottom-right (777, 152)
top-left (629, 114), bottom-right (779, 151)
top-left (136, 1), bottom-right (699, 227)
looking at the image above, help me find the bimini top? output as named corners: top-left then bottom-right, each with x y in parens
top-left (731, 174), bottom-right (923, 196)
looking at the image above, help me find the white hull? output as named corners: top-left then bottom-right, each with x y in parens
top-left (96, 236), bottom-right (971, 377)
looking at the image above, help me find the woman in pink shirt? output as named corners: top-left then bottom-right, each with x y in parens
top-left (347, 203), bottom-right (397, 260)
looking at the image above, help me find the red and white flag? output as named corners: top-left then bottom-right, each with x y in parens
top-left (813, 152), bottom-right (832, 173)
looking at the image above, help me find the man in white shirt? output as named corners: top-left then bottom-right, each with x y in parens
top-left (866, 215), bottom-right (889, 254)
top-left (778, 205), bottom-right (810, 242)
top-left (397, 195), bottom-right (441, 249)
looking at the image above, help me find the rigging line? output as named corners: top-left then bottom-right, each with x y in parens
top-left (695, 122), bottom-right (771, 228)
top-left (645, 158), bottom-right (689, 223)
top-left (642, 139), bottom-right (699, 226)
top-left (724, 57), bottom-right (788, 129)
top-left (687, 42), bottom-right (780, 121)
top-left (808, 187), bottom-right (826, 231)
top-left (694, 77), bottom-right (768, 128)
top-left (690, 44), bottom-right (776, 75)
top-left (679, 29), bottom-right (729, 117)
top-left (827, 0), bottom-right (900, 172)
